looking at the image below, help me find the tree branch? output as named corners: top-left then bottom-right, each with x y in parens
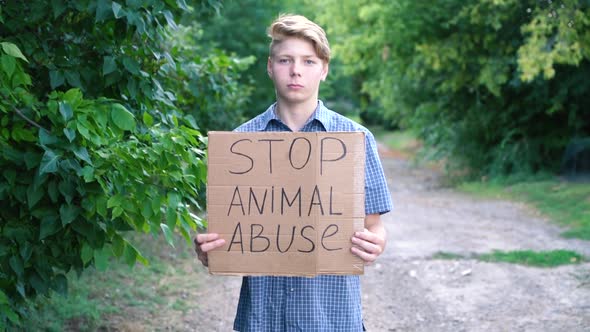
top-left (13, 107), bottom-right (49, 133)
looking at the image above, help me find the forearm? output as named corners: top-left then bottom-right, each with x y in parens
top-left (365, 214), bottom-right (387, 251)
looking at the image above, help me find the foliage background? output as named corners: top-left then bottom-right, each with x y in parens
top-left (309, 0), bottom-right (590, 177)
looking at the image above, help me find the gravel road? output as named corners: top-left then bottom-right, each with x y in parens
top-left (187, 150), bottom-right (590, 332)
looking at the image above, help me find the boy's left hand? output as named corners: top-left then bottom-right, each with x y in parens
top-left (350, 227), bottom-right (385, 264)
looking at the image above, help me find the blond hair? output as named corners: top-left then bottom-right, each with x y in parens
top-left (267, 14), bottom-right (331, 63)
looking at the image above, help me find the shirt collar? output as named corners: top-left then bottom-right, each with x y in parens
top-left (259, 100), bottom-right (331, 131)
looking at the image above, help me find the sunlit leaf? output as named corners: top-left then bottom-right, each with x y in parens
top-left (1, 42), bottom-right (28, 62)
top-left (111, 103), bottom-right (135, 131)
top-left (112, 1), bottom-right (125, 18)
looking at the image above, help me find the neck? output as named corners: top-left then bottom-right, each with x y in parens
top-left (275, 98), bottom-right (319, 132)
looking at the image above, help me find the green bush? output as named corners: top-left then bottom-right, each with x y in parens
top-left (0, 0), bottom-right (250, 327)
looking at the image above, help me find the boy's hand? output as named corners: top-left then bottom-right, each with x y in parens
top-left (194, 233), bottom-right (226, 267)
top-left (350, 228), bottom-right (385, 264)
top-left (350, 213), bottom-right (387, 265)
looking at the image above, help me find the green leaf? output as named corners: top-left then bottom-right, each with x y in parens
top-left (112, 1), bottom-right (125, 18)
top-left (29, 272), bottom-right (48, 294)
top-left (112, 235), bottom-right (125, 257)
top-left (40, 216), bottom-right (61, 239)
top-left (59, 101), bottom-right (73, 121)
top-left (77, 121), bottom-right (91, 140)
top-left (3, 169), bottom-right (16, 186)
top-left (94, 246), bottom-right (109, 271)
top-left (166, 207), bottom-right (176, 228)
top-left (20, 243), bottom-right (33, 262)
top-left (111, 104), bottom-right (135, 131)
top-left (124, 241), bottom-right (148, 266)
top-left (0, 290), bottom-right (9, 304)
top-left (39, 150), bottom-right (60, 174)
top-left (160, 223), bottom-right (175, 247)
top-left (176, 0), bottom-right (188, 10)
top-left (96, 196), bottom-right (108, 217)
top-left (126, 78), bottom-right (137, 98)
top-left (12, 70), bottom-right (32, 86)
top-left (59, 204), bottom-right (80, 226)
top-left (23, 151), bottom-right (41, 169)
top-left (123, 243), bottom-right (137, 266)
top-left (1, 42), bottom-right (28, 62)
top-left (49, 70), bottom-right (65, 89)
top-left (112, 206), bottom-right (123, 218)
top-left (103, 56), bottom-right (117, 75)
top-left (63, 88), bottom-right (82, 104)
top-left (63, 127), bottom-right (76, 142)
top-left (51, 0), bottom-right (67, 18)
top-left (81, 243), bottom-right (93, 264)
top-left (95, 0), bottom-right (112, 22)
top-left (167, 192), bottom-right (180, 208)
top-left (107, 194), bottom-right (124, 208)
top-left (72, 146), bottom-right (92, 165)
top-left (1, 54), bottom-right (16, 78)
top-left (47, 180), bottom-right (59, 202)
top-left (39, 129), bottom-right (60, 146)
top-left (162, 10), bottom-right (177, 30)
top-left (122, 56), bottom-right (140, 75)
top-left (27, 184), bottom-right (44, 208)
top-left (58, 180), bottom-right (75, 204)
top-left (2, 305), bottom-right (20, 324)
top-left (64, 70), bottom-right (82, 88)
top-left (141, 199), bottom-right (153, 218)
top-left (80, 166), bottom-right (94, 182)
top-left (9, 255), bottom-right (24, 277)
top-left (143, 111), bottom-right (154, 126)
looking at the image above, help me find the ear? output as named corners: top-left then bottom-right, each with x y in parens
top-left (320, 62), bottom-right (329, 82)
top-left (267, 57), bottom-right (273, 78)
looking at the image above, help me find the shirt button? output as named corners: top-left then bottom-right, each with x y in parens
top-left (290, 288), bottom-right (295, 292)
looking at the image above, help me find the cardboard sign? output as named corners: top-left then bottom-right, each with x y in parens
top-left (206, 131), bottom-right (365, 276)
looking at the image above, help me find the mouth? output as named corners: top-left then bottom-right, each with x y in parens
top-left (288, 84), bottom-right (304, 89)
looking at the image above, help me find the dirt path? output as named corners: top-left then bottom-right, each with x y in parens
top-left (187, 150), bottom-right (590, 331)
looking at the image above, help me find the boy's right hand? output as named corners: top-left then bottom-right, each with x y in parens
top-left (193, 233), bottom-right (226, 267)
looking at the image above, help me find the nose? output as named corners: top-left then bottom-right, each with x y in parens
top-left (290, 61), bottom-right (301, 77)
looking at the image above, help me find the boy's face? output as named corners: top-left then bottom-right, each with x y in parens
top-left (267, 37), bottom-right (328, 106)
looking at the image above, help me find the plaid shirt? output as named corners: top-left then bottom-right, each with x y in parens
top-left (232, 101), bottom-right (393, 332)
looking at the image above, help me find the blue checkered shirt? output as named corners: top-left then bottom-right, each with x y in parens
top-left (232, 101), bottom-right (393, 332)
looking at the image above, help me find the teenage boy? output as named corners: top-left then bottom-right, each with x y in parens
top-left (195, 14), bottom-right (393, 331)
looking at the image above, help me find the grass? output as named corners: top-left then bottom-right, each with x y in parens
top-left (477, 250), bottom-right (585, 267)
top-left (432, 251), bottom-right (465, 260)
top-left (432, 249), bottom-right (585, 268)
top-left (460, 179), bottom-right (590, 240)
top-left (22, 232), bottom-right (201, 331)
